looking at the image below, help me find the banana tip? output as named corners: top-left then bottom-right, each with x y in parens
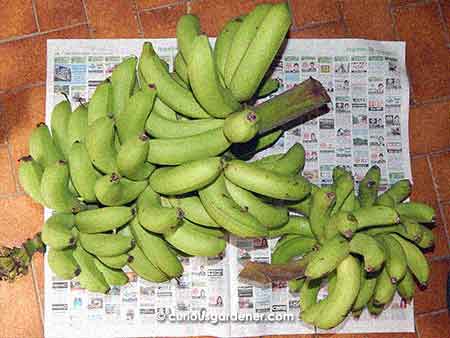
top-left (18, 155), bottom-right (33, 162)
top-left (74, 267), bottom-right (81, 277)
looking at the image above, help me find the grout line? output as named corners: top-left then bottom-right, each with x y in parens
top-left (410, 146), bottom-right (450, 159)
top-left (80, 0), bottom-right (95, 38)
top-left (31, 0), bottom-right (41, 32)
top-left (392, 0), bottom-right (433, 10)
top-left (0, 81), bottom-right (46, 97)
top-left (140, 0), bottom-right (188, 13)
top-left (0, 22), bottom-right (89, 45)
top-left (416, 307), bottom-right (449, 318)
top-left (410, 94), bottom-right (450, 107)
top-left (290, 20), bottom-right (343, 33)
top-left (131, 0), bottom-right (145, 38)
top-left (30, 258), bottom-right (45, 332)
top-left (336, 0), bottom-right (351, 37)
top-left (5, 142), bottom-right (20, 193)
top-left (437, 0), bottom-right (450, 46)
top-left (187, 0), bottom-right (192, 14)
top-left (425, 154), bottom-right (443, 200)
top-left (430, 254), bottom-right (450, 262)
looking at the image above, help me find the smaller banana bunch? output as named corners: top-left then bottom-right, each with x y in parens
top-left (268, 165), bottom-right (436, 329)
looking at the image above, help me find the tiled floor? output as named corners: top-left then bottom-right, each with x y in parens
top-left (0, 1), bottom-right (449, 337)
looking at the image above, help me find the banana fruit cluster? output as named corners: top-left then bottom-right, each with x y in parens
top-left (271, 164), bottom-right (436, 329)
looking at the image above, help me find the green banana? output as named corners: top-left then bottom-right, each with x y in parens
top-left (176, 14), bottom-right (200, 64)
top-left (229, 3), bottom-right (291, 101)
top-left (229, 129), bottom-right (283, 160)
top-left (349, 233), bottom-right (385, 272)
top-left (73, 245), bottom-right (110, 293)
top-left (377, 179), bottom-right (411, 204)
top-left (85, 116), bottom-right (117, 174)
top-left (271, 236), bottom-right (317, 264)
top-left (127, 241), bottom-right (169, 283)
top-left (396, 202), bottom-right (435, 223)
top-left (164, 220), bottom-right (226, 257)
top-left (153, 98), bottom-right (177, 120)
top-left (372, 266), bottom-right (396, 306)
top-left (18, 155), bottom-right (44, 204)
top-left (254, 143), bottom-right (305, 176)
top-left (256, 77), bottom-right (280, 98)
top-left (224, 159), bottom-right (311, 201)
top-left (41, 213), bottom-right (76, 250)
top-left (225, 178), bottom-right (289, 228)
top-left (115, 85), bottom-right (156, 144)
top-left (79, 232), bottom-right (134, 257)
top-left (117, 134), bottom-right (155, 181)
top-left (129, 218), bottom-right (183, 278)
top-left (174, 52), bottom-right (189, 84)
top-left (268, 216), bottom-right (313, 238)
top-left (40, 160), bottom-right (83, 213)
top-left (29, 123), bottom-right (64, 167)
top-left (67, 103), bottom-right (88, 147)
top-left (299, 277), bottom-right (322, 312)
top-left (352, 206), bottom-right (400, 230)
top-left (379, 234), bottom-right (407, 283)
top-left (365, 224), bottom-right (417, 242)
top-left (198, 175), bottom-right (268, 237)
top-left (352, 267), bottom-right (378, 312)
top-left (397, 269), bottom-right (415, 301)
top-left (97, 254), bottom-right (132, 269)
top-left (149, 157), bottom-right (222, 195)
top-left (367, 299), bottom-right (384, 316)
top-left (223, 109), bottom-right (260, 143)
top-left (325, 211), bottom-right (358, 239)
top-left (358, 165), bottom-right (380, 208)
top-left (223, 4), bottom-right (272, 86)
top-left (50, 98), bottom-right (72, 158)
top-left (309, 189), bottom-right (336, 243)
top-left (214, 16), bottom-right (243, 77)
top-left (147, 127), bottom-right (231, 165)
top-left (376, 192), bottom-right (396, 207)
top-left (341, 191), bottom-right (359, 212)
top-left (171, 72), bottom-right (188, 89)
top-left (111, 56), bottom-right (137, 116)
top-left (87, 79), bottom-right (112, 125)
top-left (48, 247), bottom-right (81, 279)
top-left (95, 173), bottom-right (147, 206)
top-left (146, 111), bottom-right (224, 139)
top-left (167, 194), bottom-right (220, 228)
top-left (68, 142), bottom-right (99, 203)
top-left (75, 206), bottom-right (134, 233)
top-left (390, 234), bottom-right (430, 286)
top-left (288, 278), bottom-right (305, 293)
top-left (331, 171), bottom-right (354, 215)
top-left (139, 42), bottom-right (210, 119)
top-left (94, 259), bottom-right (128, 286)
top-left (416, 225), bottom-right (435, 249)
top-left (305, 235), bottom-right (350, 279)
top-left (401, 216), bottom-right (424, 243)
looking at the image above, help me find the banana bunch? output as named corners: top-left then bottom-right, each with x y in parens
top-left (270, 164), bottom-right (436, 329)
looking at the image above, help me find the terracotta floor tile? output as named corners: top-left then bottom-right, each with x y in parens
top-left (0, 145), bottom-right (16, 195)
top-left (2, 86), bottom-right (46, 184)
top-left (414, 259), bottom-right (450, 314)
top-left (32, 253), bottom-right (45, 314)
top-left (141, 2), bottom-right (187, 38)
top-left (0, 268), bottom-right (43, 338)
top-left (415, 310), bottom-right (450, 338)
top-left (410, 157), bottom-right (439, 209)
top-left (0, 0), bottom-right (37, 40)
top-left (0, 25), bottom-right (89, 92)
top-left (230, 0), bottom-right (286, 14)
top-left (430, 151), bottom-right (450, 202)
top-left (393, 2), bottom-right (450, 103)
top-left (190, 0), bottom-right (240, 37)
top-left (341, 0), bottom-right (395, 40)
top-left (409, 100), bottom-right (450, 155)
top-left (443, 0), bottom-right (450, 36)
top-left (34, 0), bottom-right (86, 31)
top-left (288, 22), bottom-right (347, 39)
top-left (290, 0), bottom-right (339, 28)
top-left (443, 203), bottom-right (450, 244)
top-left (390, 0), bottom-right (420, 7)
top-left (136, 0), bottom-right (187, 10)
top-left (85, 0), bottom-right (140, 38)
top-left (425, 219), bottom-right (450, 258)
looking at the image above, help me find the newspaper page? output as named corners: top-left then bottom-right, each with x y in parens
top-left (45, 38), bottom-right (413, 338)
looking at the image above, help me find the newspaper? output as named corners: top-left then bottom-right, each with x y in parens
top-left (44, 39), bottom-right (413, 338)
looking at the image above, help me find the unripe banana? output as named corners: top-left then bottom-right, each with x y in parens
top-left (390, 234), bottom-right (430, 286)
top-left (223, 109), bottom-right (260, 143)
top-left (117, 134), bottom-right (155, 181)
top-left (268, 216), bottom-right (313, 238)
top-left (256, 77), bottom-right (279, 98)
top-left (111, 56), bottom-right (137, 116)
top-left (378, 234), bottom-right (407, 283)
top-left (164, 220), bottom-right (226, 257)
top-left (170, 72), bottom-right (188, 89)
top-left (416, 225), bottom-right (435, 249)
top-left (67, 103), bottom-right (88, 145)
top-left (94, 259), bottom-right (128, 286)
top-left (367, 299), bottom-right (384, 316)
top-left (149, 157), bottom-right (222, 195)
top-left (174, 52), bottom-right (189, 85)
top-left (377, 179), bottom-right (412, 204)
top-left (167, 194), bottom-right (220, 228)
top-left (299, 277), bottom-right (322, 312)
top-left (75, 206), bottom-right (134, 233)
top-left (95, 173), bottom-right (147, 206)
top-left (146, 111), bottom-right (224, 139)
top-left (288, 278), bottom-right (304, 293)
top-left (229, 3), bottom-right (291, 101)
top-left (139, 42), bottom-right (210, 119)
top-left (88, 79), bottom-right (112, 125)
top-left (396, 202), bottom-right (435, 223)
top-left (325, 211), bottom-right (358, 239)
top-left (225, 179), bottom-right (289, 228)
top-left (85, 116), bottom-right (117, 174)
top-left (331, 171), bottom-right (354, 215)
top-left (372, 267), bottom-right (396, 306)
top-left (214, 16), bottom-right (243, 80)
top-left (376, 192), bottom-right (396, 207)
top-left (129, 218), bottom-right (183, 278)
top-left (352, 267), bottom-right (377, 312)
top-left (115, 84), bottom-right (156, 144)
top-left (401, 216), bottom-right (424, 243)
top-left (50, 98), bottom-right (72, 158)
top-left (229, 129), bottom-right (283, 160)
top-left (41, 213), bottom-right (76, 250)
top-left (341, 191), bottom-right (358, 212)
top-left (127, 240), bottom-right (169, 283)
top-left (189, 35), bottom-right (241, 118)
top-left (29, 123), bottom-right (64, 167)
top-left (153, 98), bottom-right (177, 121)
top-left (176, 14), bottom-right (200, 65)
top-left (48, 247), bottom-right (81, 280)
top-left (309, 189), bottom-right (336, 243)
top-left (349, 233), bottom-right (385, 272)
top-left (40, 160), bottom-right (83, 212)
top-left (364, 224), bottom-right (417, 242)
top-left (97, 254), bottom-right (132, 269)
top-left (352, 205), bottom-right (400, 230)
top-left (305, 235), bottom-right (350, 279)
top-left (18, 155), bottom-right (44, 204)
top-left (254, 143), bottom-right (305, 176)
top-left (73, 245), bottom-right (110, 293)
top-left (358, 165), bottom-right (380, 208)
top-left (147, 127), bottom-right (231, 165)
top-left (79, 232), bottom-right (134, 257)
top-left (396, 269), bottom-right (415, 301)
top-left (271, 236), bottom-right (317, 264)
top-left (224, 160), bottom-right (311, 201)
top-left (199, 175), bottom-right (268, 237)
top-left (224, 4), bottom-right (272, 87)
